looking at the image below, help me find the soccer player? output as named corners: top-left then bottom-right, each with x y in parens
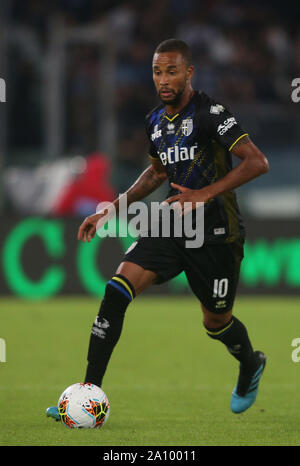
top-left (47, 39), bottom-right (269, 420)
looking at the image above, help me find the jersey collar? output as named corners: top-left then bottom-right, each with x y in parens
top-left (163, 90), bottom-right (197, 122)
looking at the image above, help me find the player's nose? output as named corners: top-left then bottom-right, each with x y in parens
top-left (159, 73), bottom-right (169, 86)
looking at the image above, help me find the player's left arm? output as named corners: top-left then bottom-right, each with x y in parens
top-left (165, 135), bottom-right (269, 207)
top-left (208, 134), bottom-right (269, 195)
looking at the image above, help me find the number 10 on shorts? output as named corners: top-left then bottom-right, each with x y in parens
top-left (213, 278), bottom-right (229, 298)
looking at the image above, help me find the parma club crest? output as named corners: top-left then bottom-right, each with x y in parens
top-left (181, 118), bottom-right (193, 136)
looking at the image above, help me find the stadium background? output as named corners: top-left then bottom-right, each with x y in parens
top-left (0, 0), bottom-right (299, 298)
top-left (1, 0), bottom-right (300, 448)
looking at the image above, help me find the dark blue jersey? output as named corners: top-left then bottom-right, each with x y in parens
top-left (145, 91), bottom-right (247, 243)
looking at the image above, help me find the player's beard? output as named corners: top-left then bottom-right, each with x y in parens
top-left (158, 79), bottom-right (187, 106)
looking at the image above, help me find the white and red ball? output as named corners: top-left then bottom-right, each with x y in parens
top-left (58, 383), bottom-right (110, 428)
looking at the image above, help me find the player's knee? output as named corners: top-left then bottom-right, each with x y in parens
top-left (202, 310), bottom-right (232, 330)
top-left (97, 275), bottom-right (136, 320)
top-left (105, 274), bottom-right (135, 304)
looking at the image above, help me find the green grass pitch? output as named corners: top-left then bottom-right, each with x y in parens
top-left (0, 295), bottom-right (300, 446)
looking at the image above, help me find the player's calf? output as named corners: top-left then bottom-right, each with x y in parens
top-left (204, 315), bottom-right (257, 371)
top-left (85, 274), bottom-right (136, 387)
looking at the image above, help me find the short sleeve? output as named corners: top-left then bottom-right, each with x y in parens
top-left (206, 101), bottom-right (249, 151)
top-left (147, 139), bottom-right (159, 160)
top-left (145, 115), bottom-right (159, 160)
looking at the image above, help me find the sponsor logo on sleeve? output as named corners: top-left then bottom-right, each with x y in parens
top-left (210, 104), bottom-right (225, 114)
top-left (217, 117), bottom-right (237, 136)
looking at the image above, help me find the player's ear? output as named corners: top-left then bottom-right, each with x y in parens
top-left (187, 65), bottom-right (194, 81)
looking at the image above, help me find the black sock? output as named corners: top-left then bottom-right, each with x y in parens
top-left (84, 274), bottom-right (135, 387)
top-left (205, 316), bottom-right (256, 371)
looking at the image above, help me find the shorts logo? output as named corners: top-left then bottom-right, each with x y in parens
top-left (151, 124), bottom-right (162, 141)
top-left (181, 118), bottom-right (193, 136)
top-left (125, 241), bottom-right (137, 255)
top-left (216, 300), bottom-right (227, 309)
top-left (217, 117), bottom-right (237, 136)
top-left (214, 227), bottom-right (225, 235)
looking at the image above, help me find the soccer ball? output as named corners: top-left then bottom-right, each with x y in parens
top-left (58, 383), bottom-right (110, 428)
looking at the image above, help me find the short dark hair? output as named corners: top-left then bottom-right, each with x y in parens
top-left (154, 39), bottom-right (192, 66)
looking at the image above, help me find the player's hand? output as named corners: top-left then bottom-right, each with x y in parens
top-left (77, 212), bottom-right (105, 242)
top-left (163, 183), bottom-right (211, 214)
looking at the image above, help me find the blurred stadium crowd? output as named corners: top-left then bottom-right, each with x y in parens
top-left (1, 0), bottom-right (300, 217)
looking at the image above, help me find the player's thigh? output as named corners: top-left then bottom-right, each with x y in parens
top-left (115, 261), bottom-right (157, 296)
top-left (184, 241), bottom-right (244, 314)
top-left (120, 236), bottom-right (183, 293)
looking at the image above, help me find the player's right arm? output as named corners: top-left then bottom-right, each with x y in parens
top-left (126, 157), bottom-right (167, 204)
top-left (77, 157), bottom-right (167, 242)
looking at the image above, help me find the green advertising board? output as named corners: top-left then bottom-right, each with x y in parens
top-left (0, 217), bottom-right (299, 298)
